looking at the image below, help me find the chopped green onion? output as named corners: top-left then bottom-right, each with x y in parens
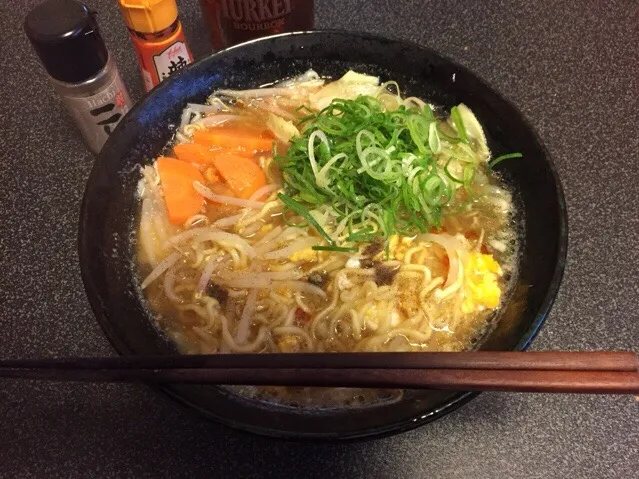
top-left (312, 245), bottom-right (359, 253)
top-left (463, 164), bottom-right (476, 194)
top-left (444, 158), bottom-right (464, 184)
top-left (450, 106), bottom-right (468, 143)
top-left (275, 95), bottom-right (493, 245)
top-left (489, 152), bottom-right (523, 169)
top-left (347, 226), bottom-right (374, 241)
top-left (428, 121), bottom-right (441, 154)
top-left (406, 115), bottom-right (431, 154)
top-left (277, 193), bottom-right (335, 245)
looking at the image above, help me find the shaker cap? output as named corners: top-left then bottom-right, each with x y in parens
top-left (24, 0), bottom-right (109, 83)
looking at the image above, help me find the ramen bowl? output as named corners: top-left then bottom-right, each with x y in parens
top-left (79, 31), bottom-right (567, 440)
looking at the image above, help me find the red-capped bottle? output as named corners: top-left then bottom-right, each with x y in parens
top-left (118, 0), bottom-right (194, 92)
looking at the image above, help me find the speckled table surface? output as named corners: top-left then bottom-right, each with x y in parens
top-left (1, 0), bottom-right (638, 477)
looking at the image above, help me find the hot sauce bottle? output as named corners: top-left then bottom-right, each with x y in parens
top-left (198, 0), bottom-right (315, 50)
top-left (118, 0), bottom-right (194, 92)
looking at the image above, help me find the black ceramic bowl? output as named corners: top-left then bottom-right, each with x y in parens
top-left (79, 31), bottom-right (567, 440)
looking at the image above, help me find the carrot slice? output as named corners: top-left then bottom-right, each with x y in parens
top-left (211, 152), bottom-right (266, 199)
top-left (175, 141), bottom-right (256, 161)
top-left (156, 156), bottom-right (204, 224)
top-left (174, 143), bottom-right (215, 165)
top-left (205, 167), bottom-right (222, 183)
top-left (193, 128), bottom-right (274, 154)
top-left (225, 147), bottom-right (263, 159)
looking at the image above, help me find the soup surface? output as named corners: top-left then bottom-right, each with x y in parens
top-left (136, 70), bottom-right (519, 407)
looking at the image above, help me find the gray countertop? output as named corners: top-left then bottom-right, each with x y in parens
top-left (1, 0), bottom-right (638, 477)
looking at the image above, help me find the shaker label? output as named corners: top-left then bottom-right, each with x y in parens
top-left (64, 72), bottom-right (132, 152)
top-left (153, 42), bottom-right (191, 82)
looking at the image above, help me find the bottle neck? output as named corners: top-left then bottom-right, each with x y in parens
top-left (129, 20), bottom-right (179, 42)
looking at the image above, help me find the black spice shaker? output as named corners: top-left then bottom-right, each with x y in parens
top-left (24, 0), bottom-right (133, 154)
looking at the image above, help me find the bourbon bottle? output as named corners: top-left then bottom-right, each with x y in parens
top-left (198, 0), bottom-right (314, 50)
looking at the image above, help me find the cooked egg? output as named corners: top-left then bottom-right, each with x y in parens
top-left (258, 223), bottom-right (274, 235)
top-left (274, 287), bottom-right (293, 298)
top-left (289, 247), bottom-right (317, 262)
top-left (277, 335), bottom-right (300, 352)
top-left (462, 252), bottom-right (503, 313)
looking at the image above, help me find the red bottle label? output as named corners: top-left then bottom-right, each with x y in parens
top-left (199, 0), bottom-right (314, 50)
top-left (130, 22), bottom-right (194, 92)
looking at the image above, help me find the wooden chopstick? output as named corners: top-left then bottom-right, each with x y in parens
top-left (1, 367), bottom-right (638, 394)
top-left (1, 352), bottom-right (637, 394)
top-left (2, 351), bottom-right (637, 371)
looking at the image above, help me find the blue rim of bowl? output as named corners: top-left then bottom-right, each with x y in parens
top-left (79, 29), bottom-right (569, 441)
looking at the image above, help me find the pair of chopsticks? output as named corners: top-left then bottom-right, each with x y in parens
top-left (1, 352), bottom-right (638, 394)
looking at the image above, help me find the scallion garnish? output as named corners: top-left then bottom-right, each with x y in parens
top-left (312, 245), bottom-right (359, 253)
top-left (450, 106), bottom-right (468, 143)
top-left (489, 152), bottom-right (523, 169)
top-left (276, 95), bottom-right (519, 247)
top-left (277, 193), bottom-right (335, 245)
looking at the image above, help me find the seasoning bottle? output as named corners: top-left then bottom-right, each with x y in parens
top-left (118, 0), bottom-right (194, 92)
top-left (198, 0), bottom-right (315, 50)
top-left (24, 0), bottom-right (133, 154)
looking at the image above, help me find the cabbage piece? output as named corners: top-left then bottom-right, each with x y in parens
top-left (266, 113), bottom-right (299, 143)
top-left (309, 70), bottom-right (380, 111)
